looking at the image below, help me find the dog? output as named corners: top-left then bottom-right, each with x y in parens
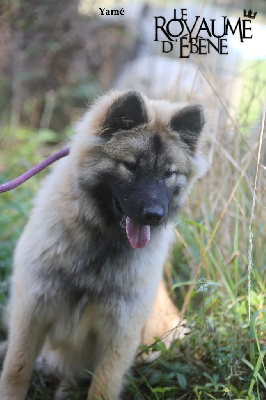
top-left (0, 91), bottom-right (208, 399)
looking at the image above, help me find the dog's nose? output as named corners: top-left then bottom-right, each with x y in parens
top-left (142, 206), bottom-right (164, 225)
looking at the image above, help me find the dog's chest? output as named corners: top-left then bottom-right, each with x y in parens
top-left (37, 225), bottom-right (173, 350)
top-left (47, 271), bottom-right (154, 352)
top-left (43, 226), bottom-right (170, 302)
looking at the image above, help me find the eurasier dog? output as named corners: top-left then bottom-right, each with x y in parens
top-left (0, 91), bottom-right (208, 399)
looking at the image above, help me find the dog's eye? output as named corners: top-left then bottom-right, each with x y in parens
top-left (120, 118), bottom-right (134, 130)
top-left (164, 170), bottom-right (175, 178)
top-left (123, 161), bottom-right (137, 172)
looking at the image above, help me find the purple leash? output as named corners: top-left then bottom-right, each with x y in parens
top-left (0, 147), bottom-right (70, 193)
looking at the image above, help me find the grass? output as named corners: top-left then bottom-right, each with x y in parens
top-left (0, 63), bottom-right (265, 399)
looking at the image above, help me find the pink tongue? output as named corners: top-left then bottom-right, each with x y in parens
top-left (126, 217), bottom-right (150, 249)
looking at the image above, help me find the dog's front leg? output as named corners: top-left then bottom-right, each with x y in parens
top-left (87, 332), bottom-right (141, 400)
top-left (0, 293), bottom-right (48, 400)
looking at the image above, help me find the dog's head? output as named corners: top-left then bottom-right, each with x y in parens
top-left (72, 91), bottom-right (208, 248)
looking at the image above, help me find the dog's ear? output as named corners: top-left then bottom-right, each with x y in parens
top-left (102, 91), bottom-right (147, 139)
top-left (170, 104), bottom-right (205, 152)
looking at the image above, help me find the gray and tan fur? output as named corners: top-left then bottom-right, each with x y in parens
top-left (0, 91), bottom-right (208, 400)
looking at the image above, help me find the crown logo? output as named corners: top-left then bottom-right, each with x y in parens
top-left (244, 9), bottom-right (257, 19)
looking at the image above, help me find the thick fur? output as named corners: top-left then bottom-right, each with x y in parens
top-left (0, 91), bottom-right (208, 400)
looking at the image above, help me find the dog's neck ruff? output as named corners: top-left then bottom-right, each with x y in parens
top-left (0, 147), bottom-right (70, 193)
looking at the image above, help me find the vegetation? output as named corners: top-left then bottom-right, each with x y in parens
top-left (0, 1), bottom-right (265, 399)
top-left (0, 76), bottom-right (265, 399)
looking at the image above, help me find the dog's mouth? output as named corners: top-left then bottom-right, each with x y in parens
top-left (112, 194), bottom-right (150, 249)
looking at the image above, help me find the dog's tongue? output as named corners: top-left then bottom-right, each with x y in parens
top-left (126, 217), bottom-right (150, 249)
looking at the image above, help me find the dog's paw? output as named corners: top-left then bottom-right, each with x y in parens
top-left (54, 379), bottom-right (72, 400)
top-left (160, 316), bottom-right (190, 345)
top-left (138, 316), bottom-right (190, 363)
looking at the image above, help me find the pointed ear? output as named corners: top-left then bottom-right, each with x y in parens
top-left (170, 104), bottom-right (205, 151)
top-left (102, 91), bottom-right (147, 139)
